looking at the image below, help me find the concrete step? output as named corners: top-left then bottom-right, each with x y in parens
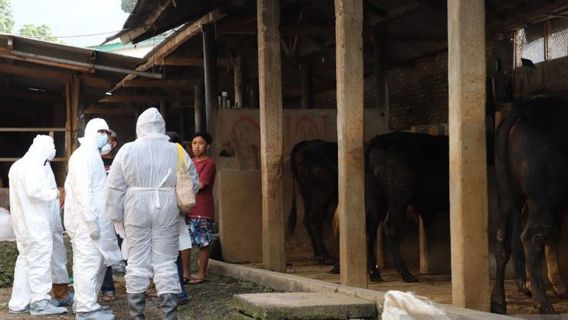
top-left (232, 292), bottom-right (377, 320)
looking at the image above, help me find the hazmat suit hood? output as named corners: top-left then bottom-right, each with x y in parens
top-left (136, 108), bottom-right (169, 140)
top-left (79, 118), bottom-right (109, 146)
top-left (25, 135), bottom-right (56, 163)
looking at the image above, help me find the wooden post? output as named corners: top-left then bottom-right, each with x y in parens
top-left (65, 82), bottom-right (72, 159)
top-left (71, 76), bottom-right (80, 151)
top-left (301, 60), bottom-right (313, 109)
top-left (202, 23), bottom-right (218, 135)
top-left (419, 216), bottom-right (430, 274)
top-left (447, 0), bottom-right (490, 310)
top-left (194, 85), bottom-right (203, 132)
top-left (257, 0), bottom-right (286, 272)
top-left (335, 0), bottom-right (367, 288)
top-left (373, 32), bottom-right (389, 133)
top-left (234, 56), bottom-right (243, 108)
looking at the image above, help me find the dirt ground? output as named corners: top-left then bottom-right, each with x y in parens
top-left (0, 240), bottom-right (274, 319)
top-left (0, 269), bottom-right (275, 319)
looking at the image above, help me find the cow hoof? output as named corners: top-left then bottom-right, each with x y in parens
top-left (553, 288), bottom-right (568, 299)
top-left (538, 303), bottom-right (557, 314)
top-left (490, 301), bottom-right (506, 314)
top-left (316, 256), bottom-right (337, 266)
top-left (328, 264), bottom-right (340, 274)
top-left (368, 271), bottom-right (384, 282)
top-left (401, 273), bottom-right (419, 283)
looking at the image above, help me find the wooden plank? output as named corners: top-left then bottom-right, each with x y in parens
top-left (335, 0), bottom-right (367, 288)
top-left (83, 107), bottom-right (135, 115)
top-left (0, 127), bottom-right (66, 132)
top-left (0, 63), bottom-right (71, 81)
top-left (0, 87), bottom-right (62, 103)
top-left (156, 57), bottom-right (230, 67)
top-left (99, 95), bottom-right (175, 103)
top-left (448, 0), bottom-right (489, 311)
top-left (122, 79), bottom-right (198, 88)
top-left (119, 0), bottom-right (173, 44)
top-left (258, 0), bottom-right (286, 273)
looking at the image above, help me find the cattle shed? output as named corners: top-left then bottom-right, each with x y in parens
top-left (96, 0), bottom-right (568, 315)
top-left (3, 0), bottom-right (568, 316)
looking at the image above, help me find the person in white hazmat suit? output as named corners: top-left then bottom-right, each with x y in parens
top-left (64, 118), bottom-right (122, 320)
top-left (8, 135), bottom-right (68, 315)
top-left (105, 108), bottom-right (186, 320)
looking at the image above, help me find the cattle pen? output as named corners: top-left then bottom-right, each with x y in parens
top-left (2, 0), bottom-right (568, 318)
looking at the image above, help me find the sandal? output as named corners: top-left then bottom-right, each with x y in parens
top-left (188, 277), bottom-right (206, 285)
top-left (183, 276), bottom-right (191, 284)
top-left (102, 292), bottom-right (116, 302)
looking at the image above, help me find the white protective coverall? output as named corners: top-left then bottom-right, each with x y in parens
top-left (64, 118), bottom-right (122, 313)
top-left (105, 108), bottom-right (183, 295)
top-left (8, 135), bottom-right (66, 311)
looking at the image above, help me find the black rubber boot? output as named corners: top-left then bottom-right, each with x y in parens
top-left (127, 293), bottom-right (146, 320)
top-left (159, 293), bottom-right (178, 320)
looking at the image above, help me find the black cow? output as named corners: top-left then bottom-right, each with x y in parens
top-left (491, 96), bottom-right (568, 314)
top-left (366, 131), bottom-right (449, 282)
top-left (288, 140), bottom-right (338, 265)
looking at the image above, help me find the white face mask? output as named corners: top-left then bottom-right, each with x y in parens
top-left (95, 133), bottom-right (108, 149)
top-left (100, 143), bottom-right (112, 156)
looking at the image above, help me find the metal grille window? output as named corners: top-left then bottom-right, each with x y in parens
top-left (520, 24), bottom-right (545, 64)
top-left (551, 19), bottom-right (568, 59)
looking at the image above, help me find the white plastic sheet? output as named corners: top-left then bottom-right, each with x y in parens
top-left (382, 290), bottom-right (451, 320)
top-left (0, 207), bottom-right (16, 241)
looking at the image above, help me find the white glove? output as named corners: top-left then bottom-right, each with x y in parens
top-left (87, 220), bottom-right (100, 240)
top-left (114, 222), bottom-right (126, 240)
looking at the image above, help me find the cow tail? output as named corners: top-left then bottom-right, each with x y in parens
top-left (494, 107), bottom-right (525, 285)
top-left (288, 146), bottom-right (299, 235)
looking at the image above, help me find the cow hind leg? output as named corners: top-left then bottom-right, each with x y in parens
top-left (546, 232), bottom-right (567, 298)
top-left (521, 205), bottom-right (557, 314)
top-left (490, 215), bottom-right (513, 314)
top-left (383, 204), bottom-right (417, 283)
top-left (366, 212), bottom-right (383, 282)
top-left (304, 205), bottom-right (333, 265)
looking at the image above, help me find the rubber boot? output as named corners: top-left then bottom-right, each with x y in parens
top-left (159, 293), bottom-right (178, 320)
top-left (127, 293), bottom-right (146, 320)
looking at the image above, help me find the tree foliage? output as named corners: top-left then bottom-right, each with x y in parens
top-left (18, 24), bottom-right (61, 43)
top-left (0, 0), bottom-right (14, 33)
top-left (121, 0), bottom-right (137, 13)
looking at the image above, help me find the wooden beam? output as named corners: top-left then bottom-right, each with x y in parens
top-left (335, 0), bottom-right (367, 288)
top-left (258, 0), bottom-right (286, 273)
top-left (83, 107), bottom-right (135, 115)
top-left (156, 57), bottom-right (231, 67)
top-left (139, 10), bottom-right (226, 72)
top-left (0, 87), bottom-right (62, 103)
top-left (119, 0), bottom-right (173, 44)
top-left (448, 0), bottom-right (489, 311)
top-left (79, 75), bottom-right (113, 90)
top-left (0, 63), bottom-right (71, 82)
top-left (122, 79), bottom-right (199, 88)
top-left (114, 10), bottom-right (226, 90)
top-left (99, 95), bottom-right (176, 103)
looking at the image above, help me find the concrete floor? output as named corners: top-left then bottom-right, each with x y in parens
top-left (285, 261), bottom-right (568, 316)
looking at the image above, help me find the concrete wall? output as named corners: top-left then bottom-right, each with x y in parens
top-left (214, 108), bottom-right (387, 263)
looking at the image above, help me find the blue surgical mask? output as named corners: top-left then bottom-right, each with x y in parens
top-left (96, 133), bottom-right (108, 149)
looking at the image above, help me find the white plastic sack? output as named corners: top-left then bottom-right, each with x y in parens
top-left (0, 207), bottom-right (16, 241)
top-left (382, 290), bottom-right (451, 320)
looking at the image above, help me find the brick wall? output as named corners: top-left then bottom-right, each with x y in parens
top-left (312, 52), bottom-right (449, 131)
